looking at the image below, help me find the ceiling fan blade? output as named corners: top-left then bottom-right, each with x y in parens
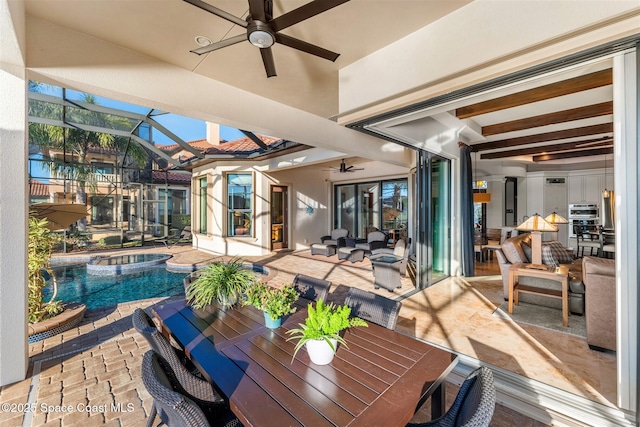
top-left (190, 34), bottom-right (246, 55)
top-left (275, 33), bottom-right (339, 62)
top-left (248, 0), bottom-right (267, 22)
top-left (260, 47), bottom-right (277, 77)
top-left (270, 0), bottom-right (350, 32)
top-left (183, 0), bottom-right (247, 27)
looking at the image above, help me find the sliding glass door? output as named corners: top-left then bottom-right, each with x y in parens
top-left (415, 151), bottom-right (451, 288)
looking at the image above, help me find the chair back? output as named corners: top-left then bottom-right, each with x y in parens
top-left (408, 366), bottom-right (495, 427)
top-left (330, 228), bottom-right (349, 240)
top-left (293, 274), bottom-right (330, 302)
top-left (181, 226), bottom-right (192, 239)
top-left (133, 309), bottom-right (222, 402)
top-left (344, 287), bottom-right (402, 330)
top-left (367, 231), bottom-right (387, 243)
top-left (141, 351), bottom-right (211, 427)
top-left (451, 367), bottom-right (495, 427)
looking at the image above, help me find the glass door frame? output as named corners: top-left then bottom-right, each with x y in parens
top-left (415, 150), bottom-right (451, 289)
top-left (270, 185), bottom-right (288, 250)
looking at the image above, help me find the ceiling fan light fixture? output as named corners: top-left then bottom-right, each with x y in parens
top-left (194, 35), bottom-right (213, 46)
top-left (247, 21), bottom-right (275, 48)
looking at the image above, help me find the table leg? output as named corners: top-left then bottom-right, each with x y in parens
top-left (562, 276), bottom-right (569, 327)
top-left (431, 382), bottom-right (446, 420)
top-left (508, 270), bottom-right (516, 314)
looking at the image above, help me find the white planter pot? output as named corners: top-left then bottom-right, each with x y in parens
top-left (305, 338), bottom-right (338, 365)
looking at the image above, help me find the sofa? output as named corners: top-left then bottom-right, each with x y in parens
top-left (495, 233), bottom-right (585, 315)
top-left (582, 256), bottom-right (616, 351)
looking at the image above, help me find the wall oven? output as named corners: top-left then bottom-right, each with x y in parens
top-left (568, 203), bottom-right (599, 238)
top-left (569, 203), bottom-right (599, 218)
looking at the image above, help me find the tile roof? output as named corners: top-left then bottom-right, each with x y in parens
top-left (151, 170), bottom-right (191, 184)
top-left (29, 179), bottom-right (49, 197)
top-left (156, 139), bottom-right (222, 154)
top-left (203, 135), bottom-right (282, 154)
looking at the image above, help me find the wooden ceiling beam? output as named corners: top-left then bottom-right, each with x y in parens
top-left (473, 122), bottom-right (613, 151)
top-left (455, 69), bottom-right (612, 119)
top-left (482, 101), bottom-right (613, 136)
top-left (533, 146), bottom-right (613, 162)
top-left (480, 137), bottom-right (612, 159)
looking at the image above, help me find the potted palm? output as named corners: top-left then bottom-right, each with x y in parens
top-left (286, 300), bottom-right (367, 365)
top-left (185, 257), bottom-right (258, 309)
top-left (243, 282), bottom-right (298, 328)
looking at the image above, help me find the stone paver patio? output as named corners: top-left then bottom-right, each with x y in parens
top-left (0, 246), bottom-right (548, 426)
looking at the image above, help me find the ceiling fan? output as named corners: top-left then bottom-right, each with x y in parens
top-left (325, 159), bottom-right (364, 173)
top-left (183, 0), bottom-right (350, 77)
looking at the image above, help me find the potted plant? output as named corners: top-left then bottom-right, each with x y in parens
top-left (286, 300), bottom-right (367, 365)
top-left (243, 282), bottom-right (298, 328)
top-left (185, 257), bottom-right (258, 309)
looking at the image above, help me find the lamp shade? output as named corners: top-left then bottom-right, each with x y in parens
top-left (516, 214), bottom-right (558, 232)
top-left (473, 193), bottom-right (491, 203)
top-left (544, 212), bottom-right (568, 225)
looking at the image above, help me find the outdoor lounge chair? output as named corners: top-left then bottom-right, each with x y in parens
top-left (293, 273), bottom-right (330, 302)
top-left (141, 351), bottom-right (241, 427)
top-left (407, 366), bottom-right (496, 427)
top-left (158, 226), bottom-right (192, 247)
top-left (344, 287), bottom-right (402, 330)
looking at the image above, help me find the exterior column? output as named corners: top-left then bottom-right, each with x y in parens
top-left (0, 0), bottom-right (28, 385)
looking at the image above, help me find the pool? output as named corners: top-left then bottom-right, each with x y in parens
top-left (44, 263), bottom-right (187, 310)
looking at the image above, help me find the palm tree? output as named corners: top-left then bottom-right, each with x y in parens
top-left (28, 85), bottom-right (148, 230)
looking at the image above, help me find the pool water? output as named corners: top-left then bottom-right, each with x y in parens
top-left (44, 263), bottom-right (187, 310)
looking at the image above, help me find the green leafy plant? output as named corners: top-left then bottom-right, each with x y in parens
top-left (243, 282), bottom-right (298, 320)
top-left (286, 300), bottom-right (367, 359)
top-left (28, 215), bottom-right (64, 323)
top-left (185, 257), bottom-right (258, 309)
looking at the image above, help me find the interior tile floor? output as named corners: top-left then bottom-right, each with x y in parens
top-left (0, 245), bottom-right (617, 426)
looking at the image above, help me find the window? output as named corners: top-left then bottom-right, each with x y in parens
top-left (198, 177), bottom-right (207, 234)
top-left (227, 173), bottom-right (252, 237)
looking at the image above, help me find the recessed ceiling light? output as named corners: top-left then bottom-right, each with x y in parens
top-left (194, 36), bottom-right (213, 47)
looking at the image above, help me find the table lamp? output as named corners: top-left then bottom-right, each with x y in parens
top-left (544, 212), bottom-right (568, 241)
top-left (516, 214), bottom-right (558, 269)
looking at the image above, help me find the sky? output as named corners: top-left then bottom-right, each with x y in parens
top-left (28, 82), bottom-right (248, 181)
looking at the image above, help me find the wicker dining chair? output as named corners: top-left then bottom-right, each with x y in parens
top-left (407, 367), bottom-right (496, 427)
top-left (132, 309), bottom-right (230, 422)
top-left (292, 273), bottom-right (331, 302)
top-left (141, 351), bottom-right (241, 427)
top-left (344, 287), bottom-right (402, 330)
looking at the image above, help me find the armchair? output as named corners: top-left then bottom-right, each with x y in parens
top-left (320, 228), bottom-right (349, 248)
top-left (355, 231), bottom-right (388, 253)
top-left (369, 238), bottom-right (411, 275)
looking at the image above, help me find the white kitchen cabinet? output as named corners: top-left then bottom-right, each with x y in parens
top-left (568, 172), bottom-right (613, 204)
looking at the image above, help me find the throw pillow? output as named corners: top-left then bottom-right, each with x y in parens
top-left (521, 242), bottom-right (532, 263)
top-left (547, 241), bottom-right (575, 263)
top-left (541, 245), bottom-right (559, 267)
top-left (541, 241), bottom-right (575, 266)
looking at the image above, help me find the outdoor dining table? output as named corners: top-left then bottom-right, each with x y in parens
top-left (152, 298), bottom-right (458, 427)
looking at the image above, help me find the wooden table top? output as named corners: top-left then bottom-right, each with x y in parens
top-left (153, 298), bottom-right (458, 427)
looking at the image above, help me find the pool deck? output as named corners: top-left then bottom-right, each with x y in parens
top-left (0, 245), bottom-right (547, 426)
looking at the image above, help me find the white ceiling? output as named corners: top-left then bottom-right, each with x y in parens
top-left (24, 0), bottom-right (473, 119)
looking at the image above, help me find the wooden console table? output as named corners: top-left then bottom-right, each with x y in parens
top-left (508, 263), bottom-right (570, 327)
